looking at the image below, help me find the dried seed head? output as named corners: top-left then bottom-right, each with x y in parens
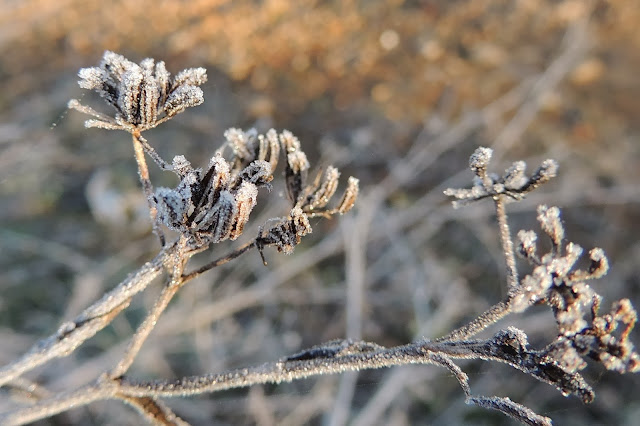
top-left (260, 129), bottom-right (281, 172)
top-left (445, 149), bottom-right (559, 206)
top-left (196, 191), bottom-right (237, 242)
top-left (337, 177), bottom-right (360, 214)
top-left (173, 67), bottom-right (208, 87)
top-left (236, 160), bottom-right (273, 188)
top-left (163, 85), bottom-right (205, 118)
top-left (587, 248), bottom-right (609, 279)
top-left (171, 155), bottom-right (194, 177)
top-left (469, 147), bottom-right (493, 176)
top-left (301, 166), bottom-right (341, 210)
top-left (70, 51), bottom-right (207, 133)
top-left (257, 207), bottom-right (313, 259)
top-left (503, 161), bottom-right (527, 190)
top-left (517, 230), bottom-right (538, 260)
top-left (537, 205), bottom-right (564, 247)
top-left (224, 127), bottom-right (257, 162)
top-left (531, 159), bottom-right (558, 184)
top-left (285, 148), bottom-right (310, 204)
top-left (229, 182), bottom-right (258, 240)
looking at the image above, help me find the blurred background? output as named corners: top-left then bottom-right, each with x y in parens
top-left (1, 0), bottom-right (639, 424)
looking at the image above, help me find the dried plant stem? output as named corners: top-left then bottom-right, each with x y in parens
top-left (119, 396), bottom-right (189, 426)
top-left (137, 134), bottom-right (172, 171)
top-left (435, 300), bottom-right (511, 342)
top-left (109, 280), bottom-right (179, 378)
top-left (0, 243), bottom-right (174, 388)
top-left (0, 333), bottom-right (593, 425)
top-left (182, 240), bottom-right (256, 281)
top-left (111, 238), bottom-right (190, 378)
top-left (132, 131), bottom-right (165, 246)
top-left (434, 196), bottom-right (517, 342)
top-left (2, 383), bottom-right (111, 426)
top-left (495, 196), bottom-right (519, 290)
top-left (0, 302), bottom-right (129, 390)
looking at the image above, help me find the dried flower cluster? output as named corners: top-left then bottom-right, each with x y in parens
top-left (257, 130), bottom-right (359, 257)
top-left (440, 146), bottom-right (638, 423)
top-left (444, 147), bottom-right (558, 207)
top-left (68, 51), bottom-right (207, 132)
top-left (513, 205), bottom-right (639, 374)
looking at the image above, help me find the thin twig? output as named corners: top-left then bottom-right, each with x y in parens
top-left (434, 300), bottom-right (511, 342)
top-left (181, 240), bottom-right (256, 281)
top-left (132, 131), bottom-right (165, 247)
top-left (119, 395), bottom-right (190, 426)
top-left (495, 196), bottom-right (519, 291)
top-left (0, 242), bottom-right (174, 387)
top-left (110, 239), bottom-right (190, 378)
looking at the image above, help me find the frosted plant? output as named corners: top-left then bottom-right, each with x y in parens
top-left (68, 50), bottom-right (207, 132)
top-left (0, 54), bottom-right (637, 426)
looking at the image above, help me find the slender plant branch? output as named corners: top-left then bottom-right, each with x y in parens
top-left (119, 395), bottom-right (189, 426)
top-left (1, 335), bottom-right (565, 425)
top-left (132, 131), bottom-right (165, 247)
top-left (495, 195), bottom-right (519, 290)
top-left (434, 300), bottom-right (511, 342)
top-left (181, 240), bottom-right (256, 281)
top-left (110, 238), bottom-right (190, 378)
top-left (0, 242), bottom-right (175, 388)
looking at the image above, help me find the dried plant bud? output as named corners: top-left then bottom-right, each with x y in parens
top-left (537, 205), bottom-right (564, 247)
top-left (173, 67), bottom-right (208, 87)
top-left (586, 248), bottom-right (609, 279)
top-left (189, 156), bottom-right (229, 219)
top-left (257, 207), bottom-right (312, 260)
top-left (279, 130), bottom-right (309, 203)
top-left (171, 155), bottom-right (194, 178)
top-left (224, 128), bottom-right (257, 163)
top-left (153, 170), bottom-right (200, 233)
top-left (236, 160), bottom-right (273, 188)
top-left (526, 159), bottom-right (558, 189)
top-left (337, 177), bottom-right (360, 214)
top-left (154, 186), bottom-right (191, 233)
top-left (163, 85), bottom-right (205, 118)
top-left (443, 186), bottom-right (487, 209)
top-left (259, 129), bottom-right (281, 172)
top-left (301, 166), bottom-right (341, 210)
top-left (69, 51), bottom-right (207, 133)
top-left (229, 182), bottom-right (258, 240)
top-left (517, 230), bottom-right (538, 260)
top-left (469, 147), bottom-right (493, 177)
top-left (511, 265), bottom-right (553, 312)
top-left (546, 337), bottom-right (587, 373)
top-left (503, 161), bottom-right (527, 190)
top-left (193, 191), bottom-right (237, 243)
top-left (445, 149), bottom-right (559, 206)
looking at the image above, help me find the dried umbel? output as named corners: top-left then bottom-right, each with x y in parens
top-left (153, 155), bottom-right (267, 247)
top-left (444, 147), bottom-right (558, 207)
top-left (68, 51), bottom-right (207, 132)
top-left (149, 127), bottom-right (357, 252)
top-left (513, 205), bottom-right (639, 375)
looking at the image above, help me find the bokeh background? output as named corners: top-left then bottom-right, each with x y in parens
top-left (1, 0), bottom-right (639, 424)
